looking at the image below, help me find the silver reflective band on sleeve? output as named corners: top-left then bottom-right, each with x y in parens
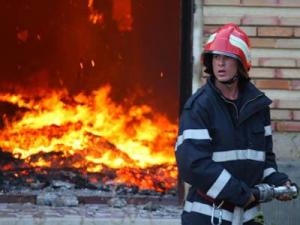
top-left (212, 149), bottom-right (266, 162)
top-left (264, 125), bottom-right (272, 136)
top-left (263, 167), bottom-right (276, 180)
top-left (175, 129), bottom-right (211, 151)
top-left (184, 201), bottom-right (260, 223)
top-left (207, 169), bottom-right (231, 199)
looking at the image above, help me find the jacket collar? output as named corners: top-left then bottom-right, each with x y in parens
top-left (206, 76), bottom-right (263, 102)
top-left (206, 76), bottom-right (272, 124)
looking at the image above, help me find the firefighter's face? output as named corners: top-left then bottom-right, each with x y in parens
top-left (212, 54), bottom-right (238, 83)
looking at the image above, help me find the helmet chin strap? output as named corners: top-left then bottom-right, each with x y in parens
top-left (219, 74), bottom-right (239, 85)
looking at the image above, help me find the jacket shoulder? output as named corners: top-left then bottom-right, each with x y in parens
top-left (184, 86), bottom-right (208, 109)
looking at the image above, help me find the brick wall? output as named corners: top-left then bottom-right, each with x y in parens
top-left (203, 0), bottom-right (300, 132)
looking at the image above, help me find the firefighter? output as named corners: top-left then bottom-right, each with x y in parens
top-left (175, 23), bottom-right (294, 225)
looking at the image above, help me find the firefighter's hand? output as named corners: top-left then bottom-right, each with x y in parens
top-left (244, 193), bottom-right (256, 208)
top-left (276, 181), bottom-right (294, 201)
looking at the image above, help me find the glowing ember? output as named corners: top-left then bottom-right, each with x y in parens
top-left (0, 85), bottom-right (178, 192)
top-left (88, 0), bottom-right (133, 31)
top-left (88, 0), bottom-right (105, 26)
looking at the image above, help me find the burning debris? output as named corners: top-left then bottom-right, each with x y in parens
top-left (0, 85), bottom-right (178, 195)
top-left (0, 0), bottom-right (181, 206)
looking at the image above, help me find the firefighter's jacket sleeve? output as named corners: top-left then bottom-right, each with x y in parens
top-left (262, 107), bottom-right (289, 186)
top-left (175, 95), bottom-right (252, 207)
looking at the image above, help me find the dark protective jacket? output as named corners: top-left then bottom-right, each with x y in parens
top-left (175, 77), bottom-right (289, 225)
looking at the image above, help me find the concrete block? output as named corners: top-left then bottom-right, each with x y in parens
top-left (251, 58), bottom-right (260, 67)
top-left (242, 16), bottom-right (280, 25)
top-left (250, 68), bottom-right (300, 79)
top-left (205, 6), bottom-right (300, 17)
top-left (252, 48), bottom-right (300, 59)
top-left (254, 58), bottom-right (297, 68)
top-left (265, 90), bottom-right (300, 109)
top-left (265, 89), bottom-right (300, 99)
top-left (204, 25), bottom-right (256, 36)
top-left (280, 0), bottom-right (300, 7)
top-left (251, 38), bottom-right (276, 48)
top-left (271, 109), bottom-right (292, 120)
top-left (262, 160), bottom-right (300, 225)
top-left (293, 111), bottom-right (300, 120)
top-left (240, 26), bottom-right (257, 36)
top-left (203, 16), bottom-right (241, 25)
top-left (270, 99), bottom-right (300, 109)
top-left (273, 133), bottom-right (300, 159)
top-left (258, 27), bottom-right (294, 37)
top-left (291, 80), bottom-right (300, 90)
top-left (276, 39), bottom-right (300, 49)
top-left (203, 26), bottom-right (219, 35)
top-left (250, 68), bottom-right (274, 78)
top-left (281, 17), bottom-right (300, 26)
top-left (204, 0), bottom-right (240, 5)
top-left (251, 38), bottom-right (300, 49)
top-left (241, 0), bottom-right (278, 7)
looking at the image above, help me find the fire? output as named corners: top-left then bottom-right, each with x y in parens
top-left (88, 0), bottom-right (104, 26)
top-left (0, 85), bottom-right (178, 191)
top-left (88, 0), bottom-right (133, 31)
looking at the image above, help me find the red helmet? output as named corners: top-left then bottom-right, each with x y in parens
top-left (203, 23), bottom-right (251, 71)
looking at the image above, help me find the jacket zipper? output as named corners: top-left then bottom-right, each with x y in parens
top-left (222, 97), bottom-right (239, 120)
top-left (221, 94), bottom-right (264, 121)
top-left (239, 94), bottom-right (264, 114)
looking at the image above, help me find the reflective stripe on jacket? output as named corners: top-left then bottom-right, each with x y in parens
top-left (175, 77), bottom-right (289, 224)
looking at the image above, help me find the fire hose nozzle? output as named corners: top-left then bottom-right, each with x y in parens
top-left (252, 183), bottom-right (299, 203)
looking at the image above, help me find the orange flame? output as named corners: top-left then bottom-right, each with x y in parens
top-left (0, 85), bottom-right (178, 191)
top-left (88, 0), bottom-right (104, 26)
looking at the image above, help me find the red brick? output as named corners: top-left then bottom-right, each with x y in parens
top-left (294, 28), bottom-right (300, 37)
top-left (276, 121), bottom-right (300, 132)
top-left (258, 27), bottom-right (293, 37)
top-left (255, 79), bottom-right (290, 90)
